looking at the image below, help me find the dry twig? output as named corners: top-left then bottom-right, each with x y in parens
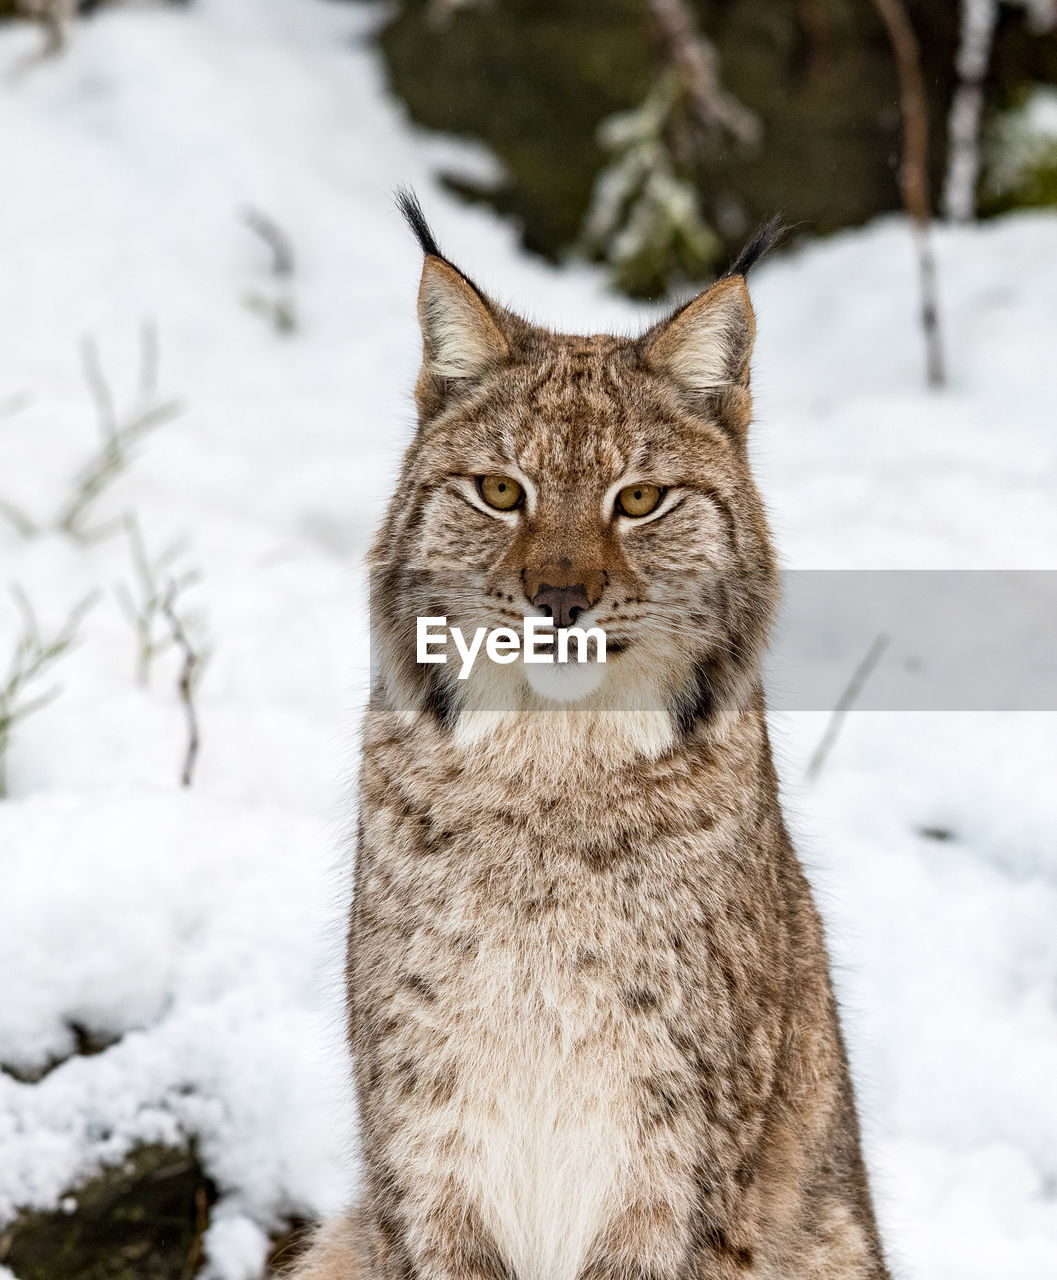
top-left (8, 0), bottom-right (77, 76)
top-left (806, 634), bottom-right (890, 781)
top-left (161, 579), bottom-right (206, 789)
top-left (0, 586), bottom-right (98, 798)
top-left (243, 208), bottom-right (298, 334)
top-left (243, 207), bottom-right (296, 278)
top-left (114, 511), bottom-right (199, 687)
top-left (56, 325), bottom-right (182, 541)
top-left (0, 498), bottom-right (37, 539)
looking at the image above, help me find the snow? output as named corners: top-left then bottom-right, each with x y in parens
top-left (0, 1), bottom-right (1055, 1277)
top-left (203, 1212), bottom-right (272, 1280)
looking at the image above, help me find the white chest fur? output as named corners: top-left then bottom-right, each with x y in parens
top-left (457, 966), bottom-right (630, 1280)
top-left (460, 1029), bottom-right (627, 1280)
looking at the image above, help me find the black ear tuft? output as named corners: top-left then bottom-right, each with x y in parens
top-left (395, 187), bottom-right (444, 260)
top-left (723, 216), bottom-right (787, 279)
top-left (395, 187), bottom-right (497, 314)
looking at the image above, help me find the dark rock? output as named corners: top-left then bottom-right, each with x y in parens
top-left (0, 1143), bottom-right (216, 1280)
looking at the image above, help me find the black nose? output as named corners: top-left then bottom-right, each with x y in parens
top-left (531, 582), bottom-right (591, 629)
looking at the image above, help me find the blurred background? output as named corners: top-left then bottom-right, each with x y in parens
top-left (0, 2), bottom-right (1055, 1279)
top-left (366, 0), bottom-right (1057, 293)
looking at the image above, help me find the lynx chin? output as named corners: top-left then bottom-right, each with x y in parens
top-left (287, 192), bottom-right (890, 1280)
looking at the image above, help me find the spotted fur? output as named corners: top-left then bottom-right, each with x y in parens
top-left (286, 201), bottom-right (889, 1280)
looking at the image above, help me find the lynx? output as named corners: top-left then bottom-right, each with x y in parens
top-left (288, 194), bottom-right (889, 1280)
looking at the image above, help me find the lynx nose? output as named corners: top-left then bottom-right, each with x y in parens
top-left (531, 582), bottom-right (591, 629)
top-left (524, 562), bottom-right (605, 628)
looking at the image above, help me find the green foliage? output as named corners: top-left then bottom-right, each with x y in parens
top-left (1011, 157), bottom-right (1057, 207)
top-left (982, 149), bottom-right (1057, 213)
top-left (582, 73), bottom-right (723, 296)
top-left (980, 86), bottom-right (1057, 215)
top-left (374, 0), bottom-right (957, 296)
top-left (368, 0), bottom-right (1057, 297)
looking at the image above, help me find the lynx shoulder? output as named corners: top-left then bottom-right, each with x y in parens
top-left (287, 194), bottom-right (889, 1280)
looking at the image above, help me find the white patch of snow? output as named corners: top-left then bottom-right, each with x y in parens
top-left (202, 1211), bottom-right (272, 1280)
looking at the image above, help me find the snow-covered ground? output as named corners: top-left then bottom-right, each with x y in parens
top-left (0, 1), bottom-right (1055, 1277)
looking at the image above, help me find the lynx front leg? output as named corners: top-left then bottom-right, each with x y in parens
top-left (361, 1173), bottom-right (513, 1280)
top-left (281, 1210), bottom-right (367, 1280)
top-left (578, 1199), bottom-right (695, 1280)
top-left (579, 1197), bottom-right (761, 1280)
top-left (776, 1196), bottom-right (889, 1280)
top-left (572, 1060), bottom-right (761, 1280)
top-left (287, 1195), bottom-right (511, 1280)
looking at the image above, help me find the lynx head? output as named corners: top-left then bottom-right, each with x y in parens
top-left (370, 192), bottom-right (782, 756)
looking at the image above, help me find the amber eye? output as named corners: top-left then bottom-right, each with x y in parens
top-left (478, 475), bottom-right (523, 511)
top-left (616, 483), bottom-right (663, 518)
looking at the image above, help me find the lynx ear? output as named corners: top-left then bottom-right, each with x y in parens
top-left (418, 256), bottom-right (510, 381)
top-left (644, 275), bottom-right (756, 393)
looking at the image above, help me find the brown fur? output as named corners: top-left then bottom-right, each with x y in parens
top-left (287, 219), bottom-right (889, 1280)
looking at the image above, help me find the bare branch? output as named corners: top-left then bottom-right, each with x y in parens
top-left (871, 0), bottom-right (946, 387)
top-left (161, 580), bottom-right (206, 789)
top-left (806, 635), bottom-right (890, 781)
top-left (3, 327), bottom-right (178, 541)
top-left (0, 498), bottom-right (38, 539)
top-left (10, 0), bottom-right (77, 73)
top-left (943, 0), bottom-right (999, 221)
top-left (79, 337), bottom-right (119, 446)
top-left (243, 208), bottom-right (296, 278)
top-left (426, 0), bottom-right (491, 28)
top-left (56, 329), bottom-right (182, 540)
top-left (39, 0), bottom-right (74, 55)
top-left (647, 0), bottom-right (762, 152)
top-left (7, 583), bottom-right (42, 661)
top-left (114, 511), bottom-right (199, 687)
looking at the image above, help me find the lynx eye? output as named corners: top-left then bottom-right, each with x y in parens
top-left (616, 483), bottom-right (663, 518)
top-left (478, 475), bottom-right (523, 511)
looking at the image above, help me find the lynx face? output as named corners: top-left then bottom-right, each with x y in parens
top-left (370, 210), bottom-right (779, 745)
